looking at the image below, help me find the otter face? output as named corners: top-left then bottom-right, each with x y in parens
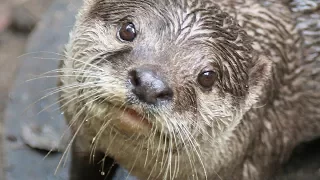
top-left (61, 0), bottom-right (271, 152)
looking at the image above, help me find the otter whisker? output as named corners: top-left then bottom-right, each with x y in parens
top-left (59, 90), bottom-right (103, 140)
top-left (90, 100), bottom-right (126, 159)
top-left (163, 116), bottom-right (180, 180)
top-left (169, 121), bottom-right (181, 179)
top-left (151, 120), bottom-right (165, 178)
top-left (144, 119), bottom-right (160, 174)
top-left (28, 55), bottom-right (105, 72)
top-left (174, 121), bottom-right (197, 180)
top-left (90, 120), bottom-right (113, 164)
top-left (41, 93), bottom-right (104, 166)
top-left (26, 74), bottom-right (102, 82)
top-left (168, 132), bottom-right (174, 180)
top-left (39, 85), bottom-right (101, 116)
top-left (178, 124), bottom-right (201, 180)
top-left (26, 66), bottom-right (103, 79)
top-left (55, 106), bottom-right (87, 174)
top-left (180, 123), bottom-right (218, 180)
top-left (142, 112), bottom-right (151, 168)
top-left (126, 141), bottom-right (144, 180)
top-left (24, 80), bottom-right (102, 116)
top-left (160, 122), bottom-right (169, 174)
top-left (161, 120), bottom-right (172, 179)
top-left (18, 51), bottom-right (66, 59)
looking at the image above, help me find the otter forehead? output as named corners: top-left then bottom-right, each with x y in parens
top-left (89, 0), bottom-right (222, 35)
top-left (88, 0), bottom-right (250, 45)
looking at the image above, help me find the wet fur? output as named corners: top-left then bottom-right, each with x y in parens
top-left (58, 0), bottom-right (320, 180)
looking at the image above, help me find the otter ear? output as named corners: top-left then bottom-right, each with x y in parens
top-left (249, 53), bottom-right (272, 89)
top-left (246, 53), bottom-right (272, 105)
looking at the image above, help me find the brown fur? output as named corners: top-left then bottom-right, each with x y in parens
top-left (58, 0), bottom-right (320, 179)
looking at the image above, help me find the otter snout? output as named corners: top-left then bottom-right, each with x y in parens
top-left (128, 66), bottom-right (173, 105)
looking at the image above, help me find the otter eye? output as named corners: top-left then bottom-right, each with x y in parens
top-left (118, 22), bottom-right (137, 42)
top-left (198, 71), bottom-right (216, 89)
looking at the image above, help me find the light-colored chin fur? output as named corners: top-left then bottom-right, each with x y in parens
top-left (105, 111), bottom-right (248, 180)
top-left (73, 110), bottom-right (248, 180)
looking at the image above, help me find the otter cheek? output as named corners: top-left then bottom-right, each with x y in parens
top-left (114, 109), bottom-right (152, 136)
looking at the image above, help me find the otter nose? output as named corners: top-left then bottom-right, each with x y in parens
top-left (128, 67), bottom-right (173, 104)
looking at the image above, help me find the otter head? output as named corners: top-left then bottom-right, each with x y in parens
top-left (61, 0), bottom-right (272, 153)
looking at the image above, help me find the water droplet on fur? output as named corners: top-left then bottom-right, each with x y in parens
top-left (101, 171), bottom-right (105, 176)
top-left (91, 137), bottom-right (96, 144)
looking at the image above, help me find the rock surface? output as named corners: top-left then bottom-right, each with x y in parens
top-left (3, 0), bottom-right (79, 179)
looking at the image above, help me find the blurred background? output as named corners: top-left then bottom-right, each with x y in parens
top-left (0, 0), bottom-right (74, 179)
top-left (0, 0), bottom-right (53, 109)
top-left (0, 0), bottom-right (54, 177)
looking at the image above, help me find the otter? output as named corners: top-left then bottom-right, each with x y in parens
top-left (58, 0), bottom-right (320, 180)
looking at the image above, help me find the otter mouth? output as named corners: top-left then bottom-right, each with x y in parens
top-left (107, 104), bottom-right (184, 153)
top-left (111, 106), bottom-right (153, 136)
